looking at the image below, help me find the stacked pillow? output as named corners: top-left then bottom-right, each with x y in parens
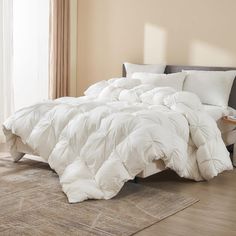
top-left (125, 62), bottom-right (187, 91)
top-left (124, 63), bottom-right (236, 107)
top-left (85, 63), bottom-right (236, 108)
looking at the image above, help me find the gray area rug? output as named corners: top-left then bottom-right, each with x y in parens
top-left (0, 154), bottom-right (198, 236)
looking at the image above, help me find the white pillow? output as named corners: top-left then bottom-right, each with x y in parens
top-left (132, 72), bottom-right (187, 91)
top-left (183, 70), bottom-right (236, 107)
top-left (124, 62), bottom-right (166, 78)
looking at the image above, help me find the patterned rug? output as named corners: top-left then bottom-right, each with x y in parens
top-left (0, 154), bottom-right (198, 236)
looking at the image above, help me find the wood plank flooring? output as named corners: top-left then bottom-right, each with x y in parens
top-left (137, 169), bottom-right (236, 236)
top-left (0, 144), bottom-right (235, 236)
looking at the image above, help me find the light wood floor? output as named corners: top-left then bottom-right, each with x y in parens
top-left (1, 144), bottom-right (235, 236)
top-left (137, 168), bottom-right (236, 236)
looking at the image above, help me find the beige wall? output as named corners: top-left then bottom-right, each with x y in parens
top-left (77, 0), bottom-right (236, 95)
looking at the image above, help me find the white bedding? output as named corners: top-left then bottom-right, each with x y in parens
top-left (3, 78), bottom-right (233, 203)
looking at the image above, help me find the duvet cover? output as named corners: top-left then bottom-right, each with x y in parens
top-left (3, 78), bottom-right (233, 203)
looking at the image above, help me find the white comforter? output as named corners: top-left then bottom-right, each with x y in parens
top-left (3, 78), bottom-right (233, 203)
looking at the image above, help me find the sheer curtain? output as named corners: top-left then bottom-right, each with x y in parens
top-left (0, 0), bottom-right (14, 143)
top-left (0, 0), bottom-right (49, 143)
top-left (13, 0), bottom-right (49, 111)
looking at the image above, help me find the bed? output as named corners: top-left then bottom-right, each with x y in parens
top-left (13, 65), bottom-right (236, 176)
top-left (3, 64), bottom-right (236, 203)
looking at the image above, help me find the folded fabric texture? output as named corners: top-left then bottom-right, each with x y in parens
top-left (3, 77), bottom-right (233, 203)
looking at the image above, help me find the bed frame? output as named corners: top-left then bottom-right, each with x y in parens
top-left (123, 64), bottom-right (236, 177)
